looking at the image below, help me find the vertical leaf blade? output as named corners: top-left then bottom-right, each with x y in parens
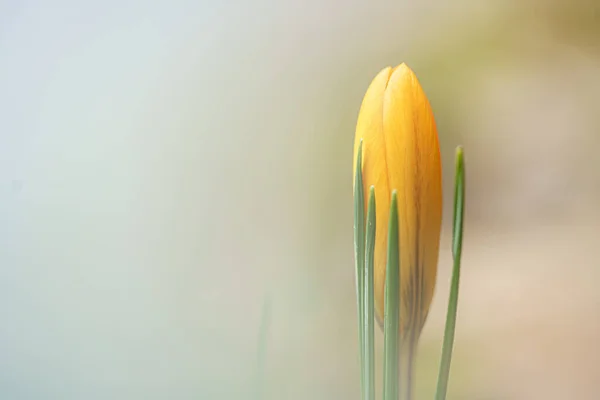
top-left (364, 186), bottom-right (377, 400)
top-left (435, 146), bottom-right (466, 400)
top-left (383, 191), bottom-right (400, 400)
top-left (354, 140), bottom-right (367, 399)
top-left (254, 295), bottom-right (271, 400)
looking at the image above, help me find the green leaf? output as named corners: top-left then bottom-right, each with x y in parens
top-left (383, 191), bottom-right (400, 400)
top-left (255, 295), bottom-right (271, 400)
top-left (434, 146), bottom-right (466, 400)
top-left (364, 186), bottom-right (376, 400)
top-left (452, 147), bottom-right (465, 260)
top-left (354, 140), bottom-right (367, 399)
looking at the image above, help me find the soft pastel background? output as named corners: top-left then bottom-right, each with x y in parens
top-left (1, 0), bottom-right (600, 399)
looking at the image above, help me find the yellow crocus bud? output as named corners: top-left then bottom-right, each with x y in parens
top-left (352, 63), bottom-right (442, 342)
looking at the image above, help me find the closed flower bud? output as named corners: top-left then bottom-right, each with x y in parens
top-left (353, 63), bottom-right (442, 341)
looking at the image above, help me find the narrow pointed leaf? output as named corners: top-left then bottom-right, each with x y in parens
top-left (254, 295), bottom-right (271, 400)
top-left (452, 147), bottom-right (465, 260)
top-left (383, 191), bottom-right (400, 400)
top-left (354, 140), bottom-right (367, 399)
top-left (364, 186), bottom-right (376, 400)
top-left (435, 146), bottom-right (465, 400)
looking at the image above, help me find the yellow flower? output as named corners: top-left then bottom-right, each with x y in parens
top-left (352, 63), bottom-right (442, 342)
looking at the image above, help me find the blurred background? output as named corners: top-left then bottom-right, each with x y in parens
top-left (1, 0), bottom-right (600, 399)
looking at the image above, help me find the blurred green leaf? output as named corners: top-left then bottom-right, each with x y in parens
top-left (435, 146), bottom-right (465, 400)
top-left (354, 141), bottom-right (367, 399)
top-left (255, 295), bottom-right (271, 400)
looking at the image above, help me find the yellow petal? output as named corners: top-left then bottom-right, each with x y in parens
top-left (354, 63), bottom-right (442, 339)
top-left (353, 66), bottom-right (393, 326)
top-left (383, 64), bottom-right (442, 338)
